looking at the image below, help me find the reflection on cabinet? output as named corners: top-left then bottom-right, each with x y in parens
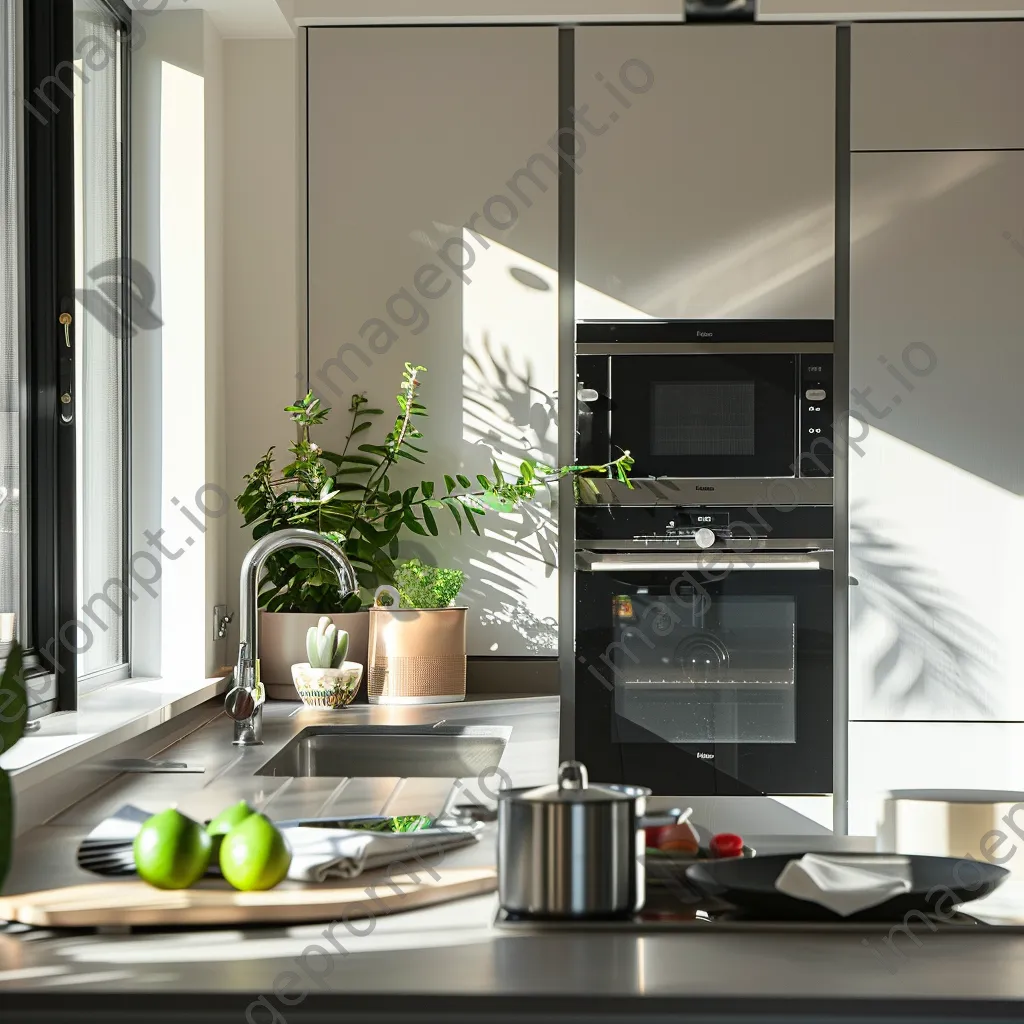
top-left (306, 28), bottom-right (559, 657)
top-left (574, 25), bottom-right (835, 320)
top-left (849, 151), bottom-right (1024, 723)
top-left (852, 22), bottom-right (1024, 153)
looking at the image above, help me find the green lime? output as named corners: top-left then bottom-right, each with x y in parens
top-left (133, 807), bottom-right (212, 890)
top-left (206, 800), bottom-right (255, 857)
top-left (219, 813), bottom-right (291, 891)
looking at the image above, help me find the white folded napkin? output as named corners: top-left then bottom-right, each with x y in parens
top-left (79, 805), bottom-right (481, 884)
top-left (283, 826), bottom-right (480, 883)
top-left (775, 854), bottom-right (913, 916)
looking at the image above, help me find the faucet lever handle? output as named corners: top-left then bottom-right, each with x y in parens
top-left (224, 686), bottom-right (257, 722)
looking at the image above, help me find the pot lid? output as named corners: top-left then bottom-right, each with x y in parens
top-left (514, 761), bottom-right (632, 804)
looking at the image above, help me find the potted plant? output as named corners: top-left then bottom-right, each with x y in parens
top-left (368, 560), bottom-right (468, 705)
top-left (291, 617), bottom-right (363, 709)
top-left (237, 363), bottom-right (632, 699)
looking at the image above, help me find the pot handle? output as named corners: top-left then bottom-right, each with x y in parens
top-left (639, 806), bottom-right (693, 829)
top-left (557, 760), bottom-right (589, 791)
top-left (373, 585), bottom-right (401, 609)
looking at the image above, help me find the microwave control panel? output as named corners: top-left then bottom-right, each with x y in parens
top-left (799, 355), bottom-right (833, 477)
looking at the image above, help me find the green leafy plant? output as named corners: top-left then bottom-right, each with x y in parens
top-left (0, 642), bottom-right (27, 892)
top-left (236, 363), bottom-right (633, 612)
top-left (305, 616), bottom-right (350, 669)
top-left (393, 559), bottom-right (464, 609)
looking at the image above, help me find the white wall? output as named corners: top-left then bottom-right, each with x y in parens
top-left (204, 18), bottom-right (228, 674)
top-left (222, 39), bottom-right (301, 654)
top-left (132, 11), bottom-right (229, 679)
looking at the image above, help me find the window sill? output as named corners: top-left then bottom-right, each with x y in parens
top-left (1, 672), bottom-right (231, 808)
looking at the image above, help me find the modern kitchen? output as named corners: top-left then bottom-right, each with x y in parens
top-left (2, 1), bottom-right (1024, 1020)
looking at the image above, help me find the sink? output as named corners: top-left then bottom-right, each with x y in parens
top-left (254, 725), bottom-right (509, 779)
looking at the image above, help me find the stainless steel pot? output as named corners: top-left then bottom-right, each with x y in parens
top-left (497, 760), bottom-right (685, 919)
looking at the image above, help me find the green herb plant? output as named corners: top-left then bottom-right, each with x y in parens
top-left (392, 559), bottom-right (464, 610)
top-left (237, 363), bottom-right (633, 612)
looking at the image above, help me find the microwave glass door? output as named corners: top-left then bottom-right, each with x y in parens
top-left (610, 354), bottom-right (796, 478)
top-left (575, 565), bottom-right (832, 796)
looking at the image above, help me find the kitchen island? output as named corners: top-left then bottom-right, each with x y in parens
top-left (2, 695), bottom-right (1023, 1022)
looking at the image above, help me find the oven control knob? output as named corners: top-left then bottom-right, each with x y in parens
top-left (693, 528), bottom-right (716, 549)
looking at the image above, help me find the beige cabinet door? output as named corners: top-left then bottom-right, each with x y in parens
top-left (575, 25), bottom-right (836, 320)
top-left (852, 22), bottom-right (1024, 153)
top-left (849, 150), bottom-right (1024, 723)
top-left (307, 28), bottom-right (559, 656)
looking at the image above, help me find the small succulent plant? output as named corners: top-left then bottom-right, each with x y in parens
top-left (305, 616), bottom-right (349, 670)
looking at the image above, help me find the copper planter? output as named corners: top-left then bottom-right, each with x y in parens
top-left (367, 606), bottom-right (467, 705)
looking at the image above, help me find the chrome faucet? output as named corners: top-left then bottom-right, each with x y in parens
top-left (224, 528), bottom-right (358, 745)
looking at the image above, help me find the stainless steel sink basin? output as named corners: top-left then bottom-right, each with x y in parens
top-left (254, 724), bottom-right (509, 779)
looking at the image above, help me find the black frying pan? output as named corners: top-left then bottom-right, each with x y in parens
top-left (685, 853), bottom-right (1008, 921)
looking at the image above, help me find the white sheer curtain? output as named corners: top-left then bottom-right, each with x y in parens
top-left (0, 0), bottom-right (20, 646)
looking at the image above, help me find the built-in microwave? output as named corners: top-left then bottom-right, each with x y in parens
top-left (576, 320), bottom-right (834, 506)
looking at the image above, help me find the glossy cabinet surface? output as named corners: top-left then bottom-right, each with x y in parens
top-left (307, 27), bottom-right (559, 656)
top-left (849, 150), bottom-right (1024, 723)
top-left (574, 25), bottom-right (836, 320)
top-left (852, 22), bottom-right (1024, 152)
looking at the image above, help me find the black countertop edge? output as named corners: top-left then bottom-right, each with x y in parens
top-left (2, 992), bottom-right (1023, 1022)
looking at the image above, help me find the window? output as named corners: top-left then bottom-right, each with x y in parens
top-left (7, 0), bottom-right (131, 714)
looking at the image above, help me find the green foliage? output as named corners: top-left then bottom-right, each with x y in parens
top-left (236, 363), bottom-right (633, 612)
top-left (393, 559), bottom-right (464, 609)
top-left (0, 642), bottom-right (27, 893)
top-left (305, 616), bottom-right (350, 669)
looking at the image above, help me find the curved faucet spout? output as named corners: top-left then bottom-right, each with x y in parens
top-left (224, 528), bottom-right (358, 745)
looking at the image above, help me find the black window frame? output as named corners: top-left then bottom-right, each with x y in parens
top-left (21, 0), bottom-right (132, 714)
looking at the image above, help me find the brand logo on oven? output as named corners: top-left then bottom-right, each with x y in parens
top-left (695, 485), bottom-right (715, 492)
top-left (696, 752), bottom-right (715, 760)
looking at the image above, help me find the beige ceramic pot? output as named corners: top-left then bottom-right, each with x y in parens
top-left (259, 610), bottom-right (369, 700)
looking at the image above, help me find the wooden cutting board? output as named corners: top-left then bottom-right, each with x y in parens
top-left (0, 868), bottom-right (496, 929)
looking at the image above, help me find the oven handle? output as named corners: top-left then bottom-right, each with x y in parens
top-left (577, 551), bottom-right (833, 572)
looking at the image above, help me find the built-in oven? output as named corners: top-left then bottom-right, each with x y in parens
top-left (574, 505), bottom-right (833, 797)
top-left (576, 319), bottom-right (834, 506)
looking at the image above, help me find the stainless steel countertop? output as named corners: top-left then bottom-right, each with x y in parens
top-left (3, 695), bottom-right (1024, 1021)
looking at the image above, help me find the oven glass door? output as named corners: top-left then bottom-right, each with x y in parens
top-left (575, 557), bottom-right (832, 795)
top-left (610, 354), bottom-right (796, 478)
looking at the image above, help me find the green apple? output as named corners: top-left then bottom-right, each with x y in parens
top-left (206, 800), bottom-right (255, 858)
top-left (133, 807), bottom-right (212, 890)
top-left (219, 813), bottom-right (291, 891)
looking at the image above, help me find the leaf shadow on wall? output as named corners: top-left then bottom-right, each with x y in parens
top-left (851, 508), bottom-right (998, 718)
top-left (416, 331), bottom-right (559, 655)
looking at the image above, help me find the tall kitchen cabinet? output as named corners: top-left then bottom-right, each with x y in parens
top-left (306, 29), bottom-right (559, 661)
top-left (574, 25), bottom-right (836, 320)
top-left (847, 22), bottom-right (1024, 835)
